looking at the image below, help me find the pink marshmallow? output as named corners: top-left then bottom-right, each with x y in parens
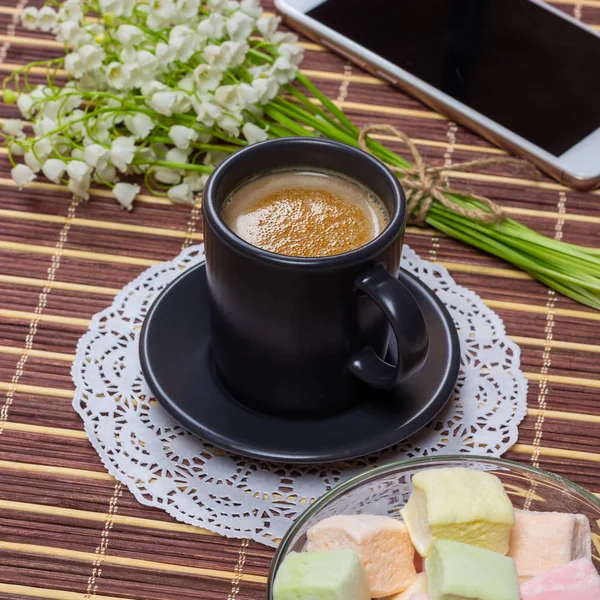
top-left (520, 558), bottom-right (600, 600)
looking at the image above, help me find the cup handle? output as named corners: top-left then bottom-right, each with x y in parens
top-left (349, 263), bottom-right (429, 389)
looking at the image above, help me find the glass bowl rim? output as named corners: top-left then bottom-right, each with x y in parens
top-left (267, 454), bottom-right (600, 595)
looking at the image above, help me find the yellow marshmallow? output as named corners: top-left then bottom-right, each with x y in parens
top-left (307, 514), bottom-right (417, 598)
top-left (400, 467), bottom-right (515, 557)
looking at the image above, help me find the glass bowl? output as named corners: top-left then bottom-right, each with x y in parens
top-left (267, 455), bottom-right (600, 597)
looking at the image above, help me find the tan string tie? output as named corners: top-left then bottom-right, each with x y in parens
top-left (358, 124), bottom-right (536, 226)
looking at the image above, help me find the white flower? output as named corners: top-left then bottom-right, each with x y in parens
top-left (21, 7), bottom-right (39, 31)
top-left (168, 125), bottom-right (198, 150)
top-left (203, 43), bottom-right (233, 70)
top-left (129, 146), bottom-right (156, 174)
top-left (84, 144), bottom-right (109, 167)
top-left (65, 52), bottom-right (84, 78)
top-left (214, 84), bottom-right (239, 110)
top-left (237, 82), bottom-right (259, 106)
top-left (197, 13), bottom-right (225, 40)
top-left (98, 0), bottom-right (134, 17)
top-left (173, 92), bottom-right (192, 114)
top-left (11, 164), bottom-right (36, 188)
top-left (256, 14), bottom-right (280, 40)
top-left (79, 45), bottom-right (106, 71)
top-left (116, 25), bottom-right (145, 46)
top-left (268, 55), bottom-right (298, 84)
top-left (148, 91), bottom-right (179, 116)
top-left (278, 42), bottom-right (304, 65)
top-left (62, 93), bottom-right (83, 113)
top-left (217, 113), bottom-right (240, 137)
top-left (124, 51), bottom-right (158, 87)
top-left (57, 22), bottom-right (91, 47)
top-left (24, 151), bottom-right (41, 173)
top-left (215, 83), bottom-right (258, 112)
top-left (16, 94), bottom-right (34, 118)
top-left (66, 160), bottom-right (91, 182)
top-left (33, 138), bottom-right (52, 160)
top-left (242, 122), bottom-right (268, 145)
top-left (204, 150), bottom-right (229, 166)
top-left (33, 117), bottom-right (58, 137)
top-left (154, 167), bottom-right (181, 184)
top-left (184, 173), bottom-right (209, 192)
top-left (169, 25), bottom-right (201, 62)
top-left (124, 113), bottom-right (155, 140)
top-left (150, 0), bottom-right (176, 20)
top-left (105, 61), bottom-right (129, 89)
top-left (141, 80), bottom-right (167, 97)
top-left (252, 76), bottom-right (279, 104)
top-left (119, 46), bottom-right (137, 64)
top-left (110, 137), bottom-right (136, 172)
top-left (95, 162), bottom-right (118, 183)
top-left (86, 23), bottom-right (105, 40)
top-left (42, 158), bottom-right (67, 183)
top-left (38, 7), bottom-right (58, 32)
top-left (98, 0), bottom-right (118, 14)
top-left (113, 182), bottom-right (140, 210)
top-left (168, 182), bottom-right (194, 204)
top-left (176, 0), bottom-right (201, 22)
top-left (224, 41), bottom-right (248, 67)
top-left (191, 99), bottom-right (222, 126)
top-left (2, 119), bottom-right (24, 138)
top-left (192, 64), bottom-right (222, 92)
top-left (156, 43), bottom-right (177, 65)
top-left (240, 0), bottom-right (262, 18)
top-left (9, 142), bottom-right (25, 156)
top-left (71, 148), bottom-right (85, 161)
top-left (146, 13), bottom-right (169, 32)
top-left (177, 74), bottom-right (195, 92)
top-left (30, 85), bottom-right (52, 101)
top-left (271, 31), bottom-right (298, 45)
top-left (166, 147), bottom-right (189, 164)
top-left (58, 0), bottom-right (83, 23)
top-left (68, 174), bottom-right (91, 200)
top-left (78, 69), bottom-right (107, 91)
top-left (226, 12), bottom-right (254, 43)
top-left (207, 0), bottom-right (230, 12)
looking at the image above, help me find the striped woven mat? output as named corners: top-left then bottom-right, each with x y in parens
top-left (1, 0), bottom-right (600, 598)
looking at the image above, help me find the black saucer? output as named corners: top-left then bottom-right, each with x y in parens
top-left (139, 263), bottom-right (460, 463)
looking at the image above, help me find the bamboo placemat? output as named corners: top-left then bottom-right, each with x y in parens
top-left (0, 0), bottom-right (599, 598)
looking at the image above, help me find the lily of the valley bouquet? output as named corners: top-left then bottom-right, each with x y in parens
top-left (5, 0), bottom-right (302, 208)
top-left (3, 0), bottom-right (600, 309)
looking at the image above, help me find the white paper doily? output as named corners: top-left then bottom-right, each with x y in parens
top-left (72, 244), bottom-right (527, 546)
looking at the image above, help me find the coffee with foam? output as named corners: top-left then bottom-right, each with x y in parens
top-left (221, 169), bottom-right (389, 258)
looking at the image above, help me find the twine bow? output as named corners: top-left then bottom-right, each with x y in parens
top-left (358, 124), bottom-right (535, 226)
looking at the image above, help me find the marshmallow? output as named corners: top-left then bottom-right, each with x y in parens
top-left (401, 467), bottom-right (515, 557)
top-left (273, 549), bottom-right (370, 600)
top-left (307, 514), bottom-right (417, 597)
top-left (385, 573), bottom-right (428, 600)
top-left (425, 540), bottom-right (520, 600)
top-left (508, 510), bottom-right (591, 581)
top-left (520, 557), bottom-right (600, 600)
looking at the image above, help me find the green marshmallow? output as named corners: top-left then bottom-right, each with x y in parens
top-left (273, 550), bottom-right (370, 600)
top-left (425, 541), bottom-right (520, 600)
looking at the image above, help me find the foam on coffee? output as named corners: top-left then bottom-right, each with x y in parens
top-left (221, 169), bottom-right (389, 257)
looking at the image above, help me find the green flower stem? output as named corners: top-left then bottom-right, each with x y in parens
top-left (295, 72), bottom-right (356, 135)
top-left (263, 105), bottom-right (316, 137)
top-left (148, 160), bottom-right (213, 173)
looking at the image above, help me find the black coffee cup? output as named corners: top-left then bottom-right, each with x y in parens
top-left (202, 138), bottom-right (429, 419)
